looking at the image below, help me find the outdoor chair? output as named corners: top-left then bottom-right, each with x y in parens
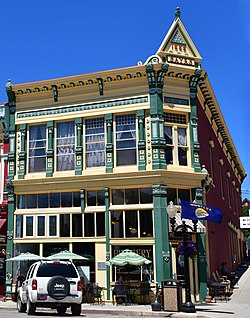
top-left (88, 284), bottom-right (105, 305)
top-left (112, 284), bottom-right (130, 305)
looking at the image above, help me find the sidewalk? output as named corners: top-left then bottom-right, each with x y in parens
top-left (1, 263), bottom-right (250, 317)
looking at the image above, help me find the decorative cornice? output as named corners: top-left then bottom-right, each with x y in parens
top-left (16, 96), bottom-right (148, 119)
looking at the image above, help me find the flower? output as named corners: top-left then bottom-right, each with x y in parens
top-left (176, 241), bottom-right (197, 259)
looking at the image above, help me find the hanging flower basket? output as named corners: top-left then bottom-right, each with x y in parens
top-left (177, 241), bottom-right (197, 259)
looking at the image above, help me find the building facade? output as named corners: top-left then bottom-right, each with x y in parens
top-left (2, 10), bottom-right (246, 301)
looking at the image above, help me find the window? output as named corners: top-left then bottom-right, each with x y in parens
top-left (85, 118), bottom-right (105, 167)
top-left (72, 214), bottom-right (82, 237)
top-left (96, 212), bottom-right (105, 236)
top-left (17, 195), bottom-right (26, 209)
top-left (16, 215), bottom-right (23, 238)
top-left (60, 214), bottom-right (70, 237)
top-left (164, 113), bottom-right (188, 166)
top-left (84, 213), bottom-right (94, 237)
top-left (116, 114), bottom-right (136, 166)
top-left (61, 192), bottom-right (73, 207)
top-left (38, 194), bottom-right (48, 208)
top-left (29, 125), bottom-right (46, 173)
top-left (49, 215), bottom-right (57, 236)
top-left (112, 188), bottom-right (153, 205)
top-left (26, 216), bottom-right (34, 236)
top-left (37, 216), bottom-right (45, 236)
top-left (50, 193), bottom-right (60, 208)
top-left (56, 121), bottom-right (75, 171)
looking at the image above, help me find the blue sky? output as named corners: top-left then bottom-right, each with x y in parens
top-left (0, 0), bottom-right (249, 199)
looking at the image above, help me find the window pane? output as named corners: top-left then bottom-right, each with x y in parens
top-left (97, 190), bottom-right (105, 206)
top-left (87, 191), bottom-right (96, 206)
top-left (96, 212), bottom-right (105, 236)
top-left (60, 214), bottom-right (70, 237)
top-left (72, 214), bottom-right (82, 237)
top-left (111, 211), bottom-right (123, 238)
top-left (125, 189), bottom-right (139, 204)
top-left (112, 190), bottom-right (124, 205)
top-left (50, 193), bottom-right (60, 208)
top-left (73, 192), bottom-right (81, 207)
top-left (178, 189), bottom-right (190, 202)
top-left (56, 121), bottom-right (75, 171)
top-left (17, 195), bottom-right (26, 209)
top-left (167, 188), bottom-right (177, 205)
top-left (61, 192), bottom-right (72, 207)
top-left (178, 147), bottom-right (187, 166)
top-left (29, 125), bottom-right (46, 173)
top-left (49, 216), bottom-right (57, 236)
top-left (85, 118), bottom-right (105, 167)
top-left (84, 214), bottom-right (95, 237)
top-left (140, 210), bottom-right (153, 237)
top-left (16, 215), bottom-right (23, 238)
top-left (116, 114), bottom-right (136, 166)
top-left (37, 216), bottom-right (45, 236)
top-left (38, 194), bottom-right (48, 208)
top-left (165, 146), bottom-right (173, 164)
top-left (26, 216), bottom-right (33, 236)
top-left (26, 194), bottom-right (37, 209)
top-left (125, 210), bottom-right (138, 237)
top-left (139, 188), bottom-right (152, 204)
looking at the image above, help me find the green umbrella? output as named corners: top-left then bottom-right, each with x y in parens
top-left (108, 249), bottom-right (152, 266)
top-left (6, 252), bottom-right (45, 261)
top-left (46, 250), bottom-right (88, 261)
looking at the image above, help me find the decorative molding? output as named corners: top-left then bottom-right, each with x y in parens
top-left (17, 96), bottom-right (148, 119)
top-left (164, 97), bottom-right (189, 105)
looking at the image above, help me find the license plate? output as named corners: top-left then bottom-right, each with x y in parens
top-left (37, 295), bottom-right (48, 300)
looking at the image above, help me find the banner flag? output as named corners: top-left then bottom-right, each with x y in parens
top-left (180, 200), bottom-right (223, 224)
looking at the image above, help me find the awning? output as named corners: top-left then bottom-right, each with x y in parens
top-left (169, 212), bottom-right (206, 233)
top-left (0, 219), bottom-right (6, 230)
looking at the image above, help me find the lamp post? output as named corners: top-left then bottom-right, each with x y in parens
top-left (167, 201), bottom-right (197, 313)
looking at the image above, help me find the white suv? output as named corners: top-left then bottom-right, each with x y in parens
top-left (17, 260), bottom-right (83, 316)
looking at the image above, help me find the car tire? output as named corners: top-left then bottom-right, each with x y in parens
top-left (47, 276), bottom-right (70, 300)
top-left (17, 294), bottom-right (26, 313)
top-left (57, 306), bottom-right (67, 315)
top-left (71, 304), bottom-right (81, 316)
top-left (27, 297), bottom-right (36, 315)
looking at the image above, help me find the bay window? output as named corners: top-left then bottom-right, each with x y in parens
top-left (28, 125), bottom-right (46, 173)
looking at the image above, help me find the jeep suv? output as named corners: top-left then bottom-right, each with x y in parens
top-left (17, 260), bottom-right (83, 315)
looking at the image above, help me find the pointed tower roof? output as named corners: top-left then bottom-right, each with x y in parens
top-left (155, 7), bottom-right (202, 68)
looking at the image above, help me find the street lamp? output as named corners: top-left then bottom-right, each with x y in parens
top-left (167, 201), bottom-right (197, 313)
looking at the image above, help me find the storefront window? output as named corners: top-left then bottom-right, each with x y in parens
top-left (84, 213), bottom-right (94, 237)
top-left (49, 215), bottom-right (57, 236)
top-left (96, 212), bottom-right (105, 236)
top-left (37, 215), bottom-right (45, 236)
top-left (111, 211), bottom-right (123, 238)
top-left (26, 216), bottom-right (33, 236)
top-left (125, 210), bottom-right (138, 237)
top-left (72, 214), bottom-right (82, 237)
top-left (60, 214), bottom-right (70, 237)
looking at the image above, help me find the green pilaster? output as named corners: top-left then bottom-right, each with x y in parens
top-left (105, 114), bottom-right (113, 173)
top-left (195, 187), bottom-right (207, 302)
top-left (80, 189), bottom-right (85, 212)
top-left (5, 80), bottom-right (16, 298)
top-left (46, 121), bottom-right (54, 177)
top-left (189, 69), bottom-right (202, 172)
top-left (105, 187), bottom-right (111, 300)
top-left (137, 110), bottom-right (146, 170)
top-left (18, 124), bottom-right (26, 179)
top-left (146, 63), bottom-right (168, 170)
top-left (152, 184), bottom-right (171, 283)
top-left (75, 118), bottom-right (83, 175)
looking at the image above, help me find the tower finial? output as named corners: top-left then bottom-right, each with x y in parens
top-left (175, 7), bottom-right (180, 20)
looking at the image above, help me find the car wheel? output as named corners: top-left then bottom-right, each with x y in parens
top-left (47, 276), bottom-right (70, 300)
top-left (71, 304), bottom-right (81, 316)
top-left (27, 297), bottom-right (36, 315)
top-left (17, 294), bottom-right (26, 313)
top-left (57, 306), bottom-right (67, 315)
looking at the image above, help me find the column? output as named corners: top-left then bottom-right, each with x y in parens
top-left (5, 80), bottom-right (16, 298)
top-left (152, 184), bottom-right (171, 283)
top-left (137, 110), bottom-right (146, 170)
top-left (189, 69), bottom-right (202, 172)
top-left (18, 124), bottom-right (26, 179)
top-left (146, 63), bottom-right (168, 170)
top-left (105, 187), bottom-right (111, 300)
top-left (75, 118), bottom-right (83, 175)
top-left (105, 114), bottom-right (113, 173)
top-left (195, 187), bottom-right (207, 301)
top-left (46, 121), bottom-right (54, 177)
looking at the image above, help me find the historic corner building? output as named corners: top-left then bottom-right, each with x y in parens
top-left (2, 10), bottom-right (246, 301)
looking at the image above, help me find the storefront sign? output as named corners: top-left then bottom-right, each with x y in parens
top-left (167, 56), bottom-right (195, 66)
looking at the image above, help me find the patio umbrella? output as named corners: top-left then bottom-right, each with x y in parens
top-left (6, 252), bottom-right (45, 261)
top-left (107, 249), bottom-right (152, 281)
top-left (46, 250), bottom-right (88, 261)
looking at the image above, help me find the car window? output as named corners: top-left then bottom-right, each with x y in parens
top-left (30, 263), bottom-right (37, 278)
top-left (26, 264), bottom-right (34, 279)
top-left (36, 263), bottom-right (78, 278)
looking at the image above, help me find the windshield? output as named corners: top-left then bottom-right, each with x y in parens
top-left (37, 263), bottom-right (78, 278)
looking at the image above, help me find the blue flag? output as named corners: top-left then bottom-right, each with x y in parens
top-left (180, 200), bottom-right (223, 224)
